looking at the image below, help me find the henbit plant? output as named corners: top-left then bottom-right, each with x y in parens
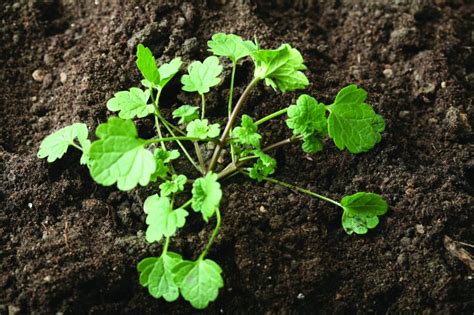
top-left (37, 33), bottom-right (388, 309)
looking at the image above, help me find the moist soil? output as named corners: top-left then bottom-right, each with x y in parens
top-left (1, 0), bottom-right (473, 314)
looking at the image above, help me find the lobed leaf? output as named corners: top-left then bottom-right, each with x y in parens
top-left (252, 44), bottom-right (309, 92)
top-left (137, 252), bottom-right (183, 302)
top-left (173, 258), bottom-right (224, 309)
top-left (207, 33), bottom-right (257, 62)
top-left (340, 192), bottom-right (388, 235)
top-left (248, 150), bottom-right (276, 181)
top-left (232, 114), bottom-right (261, 148)
top-left (37, 123), bottom-right (90, 164)
top-left (172, 105), bottom-right (200, 125)
top-left (181, 56), bottom-right (223, 95)
top-left (144, 194), bottom-right (189, 242)
top-left (326, 85), bottom-right (385, 154)
top-left (191, 172), bottom-right (222, 222)
top-left (159, 174), bottom-right (187, 196)
top-left (88, 117), bottom-right (155, 191)
top-left (106, 88), bottom-right (154, 119)
top-left (186, 119), bottom-right (220, 140)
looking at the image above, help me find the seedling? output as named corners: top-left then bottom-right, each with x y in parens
top-left (38, 33), bottom-right (388, 309)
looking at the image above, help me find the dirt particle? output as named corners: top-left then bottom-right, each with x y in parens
top-left (60, 72), bottom-right (67, 84)
top-left (8, 305), bottom-right (21, 315)
top-left (390, 27), bottom-right (419, 49)
top-left (398, 110), bottom-right (410, 119)
top-left (42, 73), bottom-right (53, 89)
top-left (43, 54), bottom-right (55, 66)
top-left (32, 69), bottom-right (47, 82)
top-left (383, 68), bottom-right (393, 79)
top-left (397, 253), bottom-right (408, 266)
top-left (415, 224), bottom-right (425, 234)
top-left (297, 293), bottom-right (305, 300)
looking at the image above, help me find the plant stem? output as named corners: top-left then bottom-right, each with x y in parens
top-left (145, 136), bottom-right (201, 144)
top-left (228, 61), bottom-right (237, 119)
top-left (254, 108), bottom-right (288, 126)
top-left (208, 76), bottom-right (261, 172)
top-left (158, 113), bottom-right (185, 136)
top-left (180, 198), bottom-right (192, 209)
top-left (228, 61), bottom-right (238, 163)
top-left (70, 142), bottom-right (83, 151)
top-left (194, 142), bottom-right (206, 173)
top-left (161, 236), bottom-right (170, 255)
top-left (262, 134), bottom-right (303, 152)
top-left (158, 119), bottom-right (203, 174)
top-left (258, 175), bottom-right (342, 207)
top-left (199, 208), bottom-right (221, 260)
top-left (201, 93), bottom-right (206, 119)
top-left (150, 88), bottom-right (167, 151)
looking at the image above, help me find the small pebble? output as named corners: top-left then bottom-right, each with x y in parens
top-left (32, 69), bottom-right (47, 82)
top-left (297, 293), bottom-right (305, 300)
top-left (415, 224), bottom-right (425, 234)
top-left (43, 275), bottom-right (51, 282)
top-left (60, 72), bottom-right (67, 84)
top-left (398, 110), bottom-right (410, 119)
top-left (383, 68), bottom-right (393, 78)
top-left (441, 81), bottom-right (446, 89)
top-left (397, 253), bottom-right (407, 266)
top-left (27, 203), bottom-right (32, 209)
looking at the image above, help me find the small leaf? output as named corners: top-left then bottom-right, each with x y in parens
top-left (286, 94), bottom-right (327, 136)
top-left (181, 56), bottom-right (223, 95)
top-left (340, 192), bottom-right (388, 235)
top-left (38, 123), bottom-right (89, 163)
top-left (207, 33), bottom-right (257, 62)
top-left (252, 44), bottom-right (309, 92)
top-left (88, 117), bottom-right (156, 191)
top-left (154, 148), bottom-right (180, 163)
top-left (173, 258), bottom-right (224, 309)
top-left (301, 134), bottom-right (323, 153)
top-left (248, 150), bottom-right (276, 181)
top-left (172, 105), bottom-right (199, 125)
top-left (106, 88), bottom-right (154, 119)
top-left (158, 57), bottom-right (182, 88)
top-left (191, 172), bottom-right (222, 222)
top-left (326, 85), bottom-right (385, 153)
top-left (186, 119), bottom-right (220, 140)
top-left (144, 194), bottom-right (189, 242)
top-left (159, 174), bottom-right (187, 196)
top-left (137, 252), bottom-right (183, 302)
top-left (232, 114), bottom-right (261, 148)
top-left (136, 44), bottom-right (160, 84)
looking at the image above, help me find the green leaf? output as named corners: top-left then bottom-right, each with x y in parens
top-left (302, 134), bottom-right (323, 153)
top-left (37, 123), bottom-right (90, 163)
top-left (248, 150), bottom-right (276, 181)
top-left (326, 85), bottom-right (385, 153)
top-left (207, 33), bottom-right (257, 62)
top-left (186, 119), bottom-right (220, 140)
top-left (181, 56), bottom-right (223, 95)
top-left (158, 57), bottom-right (182, 88)
top-left (106, 88), bottom-right (154, 119)
top-left (232, 114), bottom-right (261, 148)
top-left (286, 94), bottom-right (327, 136)
top-left (144, 194), bottom-right (189, 242)
top-left (191, 172), bottom-right (222, 222)
top-left (172, 105), bottom-right (199, 125)
top-left (252, 44), bottom-right (309, 92)
top-left (173, 259), bottom-right (224, 309)
top-left (136, 44), bottom-right (160, 84)
top-left (137, 252), bottom-right (183, 302)
top-left (340, 192), bottom-right (388, 235)
top-left (159, 174), bottom-right (187, 196)
top-left (89, 117), bottom-right (156, 191)
top-left (154, 148), bottom-right (180, 163)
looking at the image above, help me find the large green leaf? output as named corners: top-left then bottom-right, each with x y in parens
top-left (207, 33), bottom-right (256, 62)
top-left (89, 117), bottom-right (155, 191)
top-left (326, 85), bottom-right (385, 153)
top-left (181, 56), bottom-right (223, 95)
top-left (191, 172), bottom-right (222, 222)
top-left (173, 258), bottom-right (224, 309)
top-left (106, 88), bottom-right (154, 119)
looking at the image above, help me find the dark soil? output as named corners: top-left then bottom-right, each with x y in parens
top-left (1, 0), bottom-right (473, 314)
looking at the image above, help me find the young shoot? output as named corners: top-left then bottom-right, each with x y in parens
top-left (37, 33), bottom-right (388, 309)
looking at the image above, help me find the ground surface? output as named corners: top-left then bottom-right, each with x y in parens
top-left (1, 0), bottom-right (473, 314)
